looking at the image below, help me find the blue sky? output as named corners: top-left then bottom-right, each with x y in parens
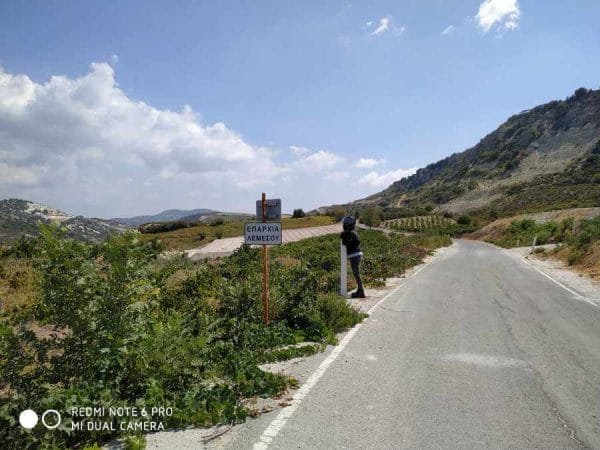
top-left (0, 0), bottom-right (599, 217)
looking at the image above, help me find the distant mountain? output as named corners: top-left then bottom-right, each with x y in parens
top-left (112, 208), bottom-right (219, 226)
top-left (0, 199), bottom-right (129, 243)
top-left (351, 87), bottom-right (600, 218)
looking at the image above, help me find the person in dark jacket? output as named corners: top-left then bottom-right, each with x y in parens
top-left (341, 216), bottom-right (365, 298)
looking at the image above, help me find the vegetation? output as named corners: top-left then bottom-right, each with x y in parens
top-left (350, 88), bottom-right (600, 220)
top-left (484, 218), bottom-right (574, 248)
top-left (138, 215), bottom-right (336, 251)
top-left (550, 216), bottom-right (600, 274)
top-left (330, 206), bottom-right (347, 222)
top-left (0, 224), bottom-right (448, 448)
top-left (358, 207), bottom-right (382, 228)
top-left (382, 215), bottom-right (455, 232)
top-left (292, 209), bottom-right (306, 219)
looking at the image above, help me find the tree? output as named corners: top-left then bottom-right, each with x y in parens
top-left (360, 207), bottom-right (382, 228)
top-left (331, 206), bottom-right (347, 222)
top-left (292, 208), bottom-right (306, 218)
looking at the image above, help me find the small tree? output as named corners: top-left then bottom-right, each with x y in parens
top-left (361, 207), bottom-right (381, 228)
top-left (292, 208), bottom-right (306, 218)
top-left (331, 206), bottom-right (347, 222)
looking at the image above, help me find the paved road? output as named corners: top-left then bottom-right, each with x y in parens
top-left (223, 239), bottom-right (600, 449)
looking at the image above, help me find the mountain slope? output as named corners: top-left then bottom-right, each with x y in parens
top-left (112, 208), bottom-right (218, 226)
top-left (353, 87), bottom-right (600, 217)
top-left (0, 199), bottom-right (129, 243)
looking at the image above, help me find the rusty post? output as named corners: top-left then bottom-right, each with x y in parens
top-left (261, 193), bottom-right (270, 325)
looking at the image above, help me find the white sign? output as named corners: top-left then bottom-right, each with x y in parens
top-left (256, 199), bottom-right (281, 221)
top-left (244, 222), bottom-right (282, 245)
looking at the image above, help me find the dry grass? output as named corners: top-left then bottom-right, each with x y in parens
top-left (549, 242), bottom-right (600, 280)
top-left (467, 207), bottom-right (600, 243)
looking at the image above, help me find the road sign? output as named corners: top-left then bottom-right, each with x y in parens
top-left (256, 198), bottom-right (281, 221)
top-left (244, 222), bottom-right (282, 245)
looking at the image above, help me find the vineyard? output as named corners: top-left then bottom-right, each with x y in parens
top-left (0, 226), bottom-right (449, 449)
top-left (382, 215), bottom-right (456, 232)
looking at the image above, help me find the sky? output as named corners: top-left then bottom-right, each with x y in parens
top-left (0, 0), bottom-right (599, 218)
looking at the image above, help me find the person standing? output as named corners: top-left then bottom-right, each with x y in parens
top-left (340, 216), bottom-right (365, 298)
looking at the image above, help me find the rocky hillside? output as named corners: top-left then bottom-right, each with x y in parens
top-left (0, 199), bottom-right (129, 243)
top-left (353, 87), bottom-right (600, 218)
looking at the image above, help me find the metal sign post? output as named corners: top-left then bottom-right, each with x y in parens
top-left (262, 193), bottom-right (270, 325)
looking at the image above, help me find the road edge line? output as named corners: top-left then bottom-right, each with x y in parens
top-left (520, 257), bottom-right (599, 308)
top-left (252, 252), bottom-right (436, 449)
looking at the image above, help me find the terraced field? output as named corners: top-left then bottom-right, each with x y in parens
top-left (382, 215), bottom-right (456, 232)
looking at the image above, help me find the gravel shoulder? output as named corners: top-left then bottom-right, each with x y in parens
top-left (505, 245), bottom-right (600, 307)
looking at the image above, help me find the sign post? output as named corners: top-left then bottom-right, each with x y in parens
top-left (245, 194), bottom-right (282, 325)
top-left (261, 193), bottom-right (269, 325)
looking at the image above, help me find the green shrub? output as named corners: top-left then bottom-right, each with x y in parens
top-left (292, 209), bottom-right (306, 218)
top-left (567, 249), bottom-right (582, 265)
top-left (457, 215), bottom-right (472, 225)
top-left (210, 217), bottom-right (225, 226)
top-left (0, 225), bottom-right (450, 449)
top-left (316, 294), bottom-right (366, 333)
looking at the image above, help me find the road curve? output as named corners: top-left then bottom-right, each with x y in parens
top-left (223, 239), bottom-right (600, 449)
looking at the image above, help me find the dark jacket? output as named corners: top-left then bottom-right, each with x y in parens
top-left (340, 230), bottom-right (362, 257)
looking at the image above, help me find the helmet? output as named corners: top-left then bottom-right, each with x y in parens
top-left (342, 216), bottom-right (356, 231)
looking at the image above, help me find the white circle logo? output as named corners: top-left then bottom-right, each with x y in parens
top-left (19, 409), bottom-right (38, 429)
top-left (41, 410), bottom-right (61, 430)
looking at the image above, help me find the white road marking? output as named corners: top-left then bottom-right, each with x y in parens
top-left (521, 258), bottom-right (599, 308)
top-left (252, 255), bottom-right (434, 449)
top-left (440, 353), bottom-right (528, 369)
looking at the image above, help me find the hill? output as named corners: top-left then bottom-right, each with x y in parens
top-left (352, 87), bottom-right (600, 219)
top-left (0, 199), bottom-right (129, 243)
top-left (112, 208), bottom-right (219, 226)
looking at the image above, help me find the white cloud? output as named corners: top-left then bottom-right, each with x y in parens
top-left (441, 25), bottom-right (456, 35)
top-left (289, 145), bottom-right (311, 157)
top-left (0, 62), bottom-right (404, 217)
top-left (291, 148), bottom-right (343, 172)
top-left (476, 0), bottom-right (520, 32)
top-left (0, 62), bottom-right (295, 215)
top-left (359, 168), bottom-right (417, 188)
top-left (354, 157), bottom-right (383, 169)
top-left (369, 16), bottom-right (390, 36)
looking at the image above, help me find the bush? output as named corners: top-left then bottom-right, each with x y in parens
top-left (360, 207), bottom-right (382, 228)
top-left (567, 249), bottom-right (582, 265)
top-left (457, 215), bottom-right (472, 226)
top-left (139, 221), bottom-right (188, 234)
top-left (9, 235), bottom-right (40, 258)
top-left (316, 294), bottom-right (366, 333)
top-left (330, 206), bottom-right (347, 222)
top-left (210, 217), bottom-right (225, 226)
top-left (292, 209), bottom-right (306, 219)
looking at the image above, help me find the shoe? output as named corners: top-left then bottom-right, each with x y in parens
top-left (351, 289), bottom-right (366, 298)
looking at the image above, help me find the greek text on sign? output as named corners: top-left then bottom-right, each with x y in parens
top-left (244, 222), bottom-right (282, 245)
top-left (256, 199), bottom-right (281, 221)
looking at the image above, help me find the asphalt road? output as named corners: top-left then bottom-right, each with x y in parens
top-left (221, 239), bottom-right (600, 449)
